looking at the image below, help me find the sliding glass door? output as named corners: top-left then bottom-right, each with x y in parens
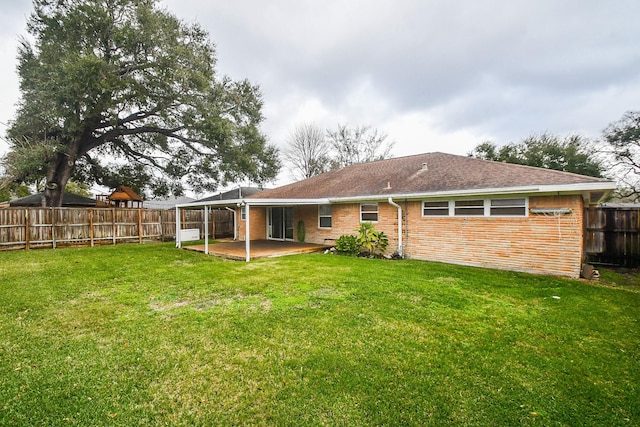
top-left (268, 207), bottom-right (294, 241)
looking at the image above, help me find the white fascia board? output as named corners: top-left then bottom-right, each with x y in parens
top-left (176, 181), bottom-right (616, 208)
top-left (176, 198), bottom-right (330, 209)
top-left (327, 181), bottom-right (617, 203)
top-left (242, 198), bottom-right (330, 206)
top-left (535, 181), bottom-right (617, 193)
top-left (176, 199), bottom-right (244, 208)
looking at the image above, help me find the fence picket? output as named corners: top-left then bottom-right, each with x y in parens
top-left (0, 207), bottom-right (234, 251)
top-left (586, 206), bottom-right (640, 267)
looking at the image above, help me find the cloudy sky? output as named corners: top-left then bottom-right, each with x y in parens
top-left (1, 0), bottom-right (639, 187)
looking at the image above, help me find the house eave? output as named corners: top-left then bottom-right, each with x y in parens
top-left (175, 181), bottom-right (616, 208)
top-left (176, 198), bottom-right (331, 209)
top-left (327, 181), bottom-right (617, 203)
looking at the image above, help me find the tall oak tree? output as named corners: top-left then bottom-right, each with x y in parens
top-left (2, 0), bottom-right (279, 206)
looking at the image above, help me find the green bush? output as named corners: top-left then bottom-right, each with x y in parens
top-left (335, 234), bottom-right (359, 256)
top-left (356, 222), bottom-right (389, 256)
top-left (297, 220), bottom-right (305, 242)
top-left (335, 223), bottom-right (389, 257)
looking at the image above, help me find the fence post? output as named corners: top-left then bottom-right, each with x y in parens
top-left (25, 208), bottom-right (30, 250)
top-left (51, 207), bottom-right (56, 249)
top-left (138, 208), bottom-right (143, 244)
top-left (89, 208), bottom-right (94, 247)
top-left (112, 208), bottom-right (116, 245)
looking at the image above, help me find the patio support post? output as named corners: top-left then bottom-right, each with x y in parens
top-left (245, 202), bottom-right (251, 262)
top-left (175, 206), bottom-right (181, 248)
top-left (204, 205), bottom-right (209, 254)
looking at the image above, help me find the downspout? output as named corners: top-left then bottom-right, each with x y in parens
top-left (225, 207), bottom-right (237, 240)
top-left (388, 197), bottom-right (403, 256)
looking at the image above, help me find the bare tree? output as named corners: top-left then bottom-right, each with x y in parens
top-left (283, 123), bottom-right (330, 180)
top-left (602, 110), bottom-right (640, 201)
top-left (327, 124), bottom-right (394, 168)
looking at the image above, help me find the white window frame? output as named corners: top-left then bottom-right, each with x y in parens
top-left (421, 197), bottom-right (529, 217)
top-left (422, 200), bottom-right (450, 217)
top-left (489, 197), bottom-right (528, 217)
top-left (454, 199), bottom-right (485, 217)
top-left (240, 206), bottom-right (246, 220)
top-left (318, 204), bottom-right (332, 228)
top-left (360, 203), bottom-right (379, 222)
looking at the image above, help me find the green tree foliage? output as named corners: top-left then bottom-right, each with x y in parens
top-left (2, 0), bottom-right (279, 206)
top-left (468, 133), bottom-right (603, 177)
top-left (602, 110), bottom-right (640, 201)
top-left (0, 182), bottom-right (30, 203)
top-left (64, 180), bottom-right (92, 198)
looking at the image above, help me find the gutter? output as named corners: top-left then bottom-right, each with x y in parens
top-left (175, 181), bottom-right (616, 210)
top-left (387, 197), bottom-right (403, 257)
top-left (327, 181), bottom-right (617, 204)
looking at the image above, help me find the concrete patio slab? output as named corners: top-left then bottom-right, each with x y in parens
top-left (183, 239), bottom-right (329, 260)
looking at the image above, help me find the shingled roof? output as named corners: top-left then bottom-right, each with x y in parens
top-left (197, 187), bottom-right (264, 203)
top-left (9, 192), bottom-right (97, 207)
top-left (252, 152), bottom-right (614, 200)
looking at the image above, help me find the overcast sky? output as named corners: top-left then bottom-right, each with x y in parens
top-left (1, 0), bottom-right (639, 188)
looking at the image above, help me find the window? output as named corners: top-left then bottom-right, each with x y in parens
top-left (423, 201), bottom-right (449, 216)
top-left (490, 198), bottom-right (526, 216)
top-left (454, 199), bottom-right (484, 216)
top-left (422, 197), bottom-right (529, 217)
top-left (360, 203), bottom-right (378, 222)
top-left (318, 205), bottom-right (332, 228)
top-left (240, 206), bottom-right (246, 220)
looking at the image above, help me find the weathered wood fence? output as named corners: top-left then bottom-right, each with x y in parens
top-left (0, 207), bottom-right (234, 251)
top-left (585, 206), bottom-right (640, 267)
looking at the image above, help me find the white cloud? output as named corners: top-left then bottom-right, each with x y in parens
top-left (2, 0), bottom-right (640, 190)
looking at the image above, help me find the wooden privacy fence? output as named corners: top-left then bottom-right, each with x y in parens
top-left (0, 207), bottom-right (234, 251)
top-left (585, 206), bottom-right (640, 267)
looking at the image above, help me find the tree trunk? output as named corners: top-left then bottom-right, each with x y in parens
top-left (43, 152), bottom-right (76, 207)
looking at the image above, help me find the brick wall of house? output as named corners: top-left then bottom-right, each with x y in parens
top-left (295, 205), bottom-right (334, 244)
top-left (237, 194), bottom-right (584, 277)
top-left (295, 202), bottom-right (401, 253)
top-left (237, 206), bottom-right (266, 240)
top-left (405, 194), bottom-right (585, 277)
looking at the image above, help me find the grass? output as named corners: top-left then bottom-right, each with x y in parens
top-left (0, 243), bottom-right (639, 426)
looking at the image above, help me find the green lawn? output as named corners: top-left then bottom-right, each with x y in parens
top-left (1, 243), bottom-right (639, 426)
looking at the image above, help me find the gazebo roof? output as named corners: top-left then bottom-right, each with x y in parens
top-left (108, 186), bottom-right (143, 202)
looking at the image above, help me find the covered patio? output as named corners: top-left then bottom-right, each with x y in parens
top-left (176, 196), bottom-right (328, 262)
top-left (184, 239), bottom-right (328, 260)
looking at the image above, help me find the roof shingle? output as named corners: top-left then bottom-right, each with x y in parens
top-left (253, 152), bottom-right (612, 199)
